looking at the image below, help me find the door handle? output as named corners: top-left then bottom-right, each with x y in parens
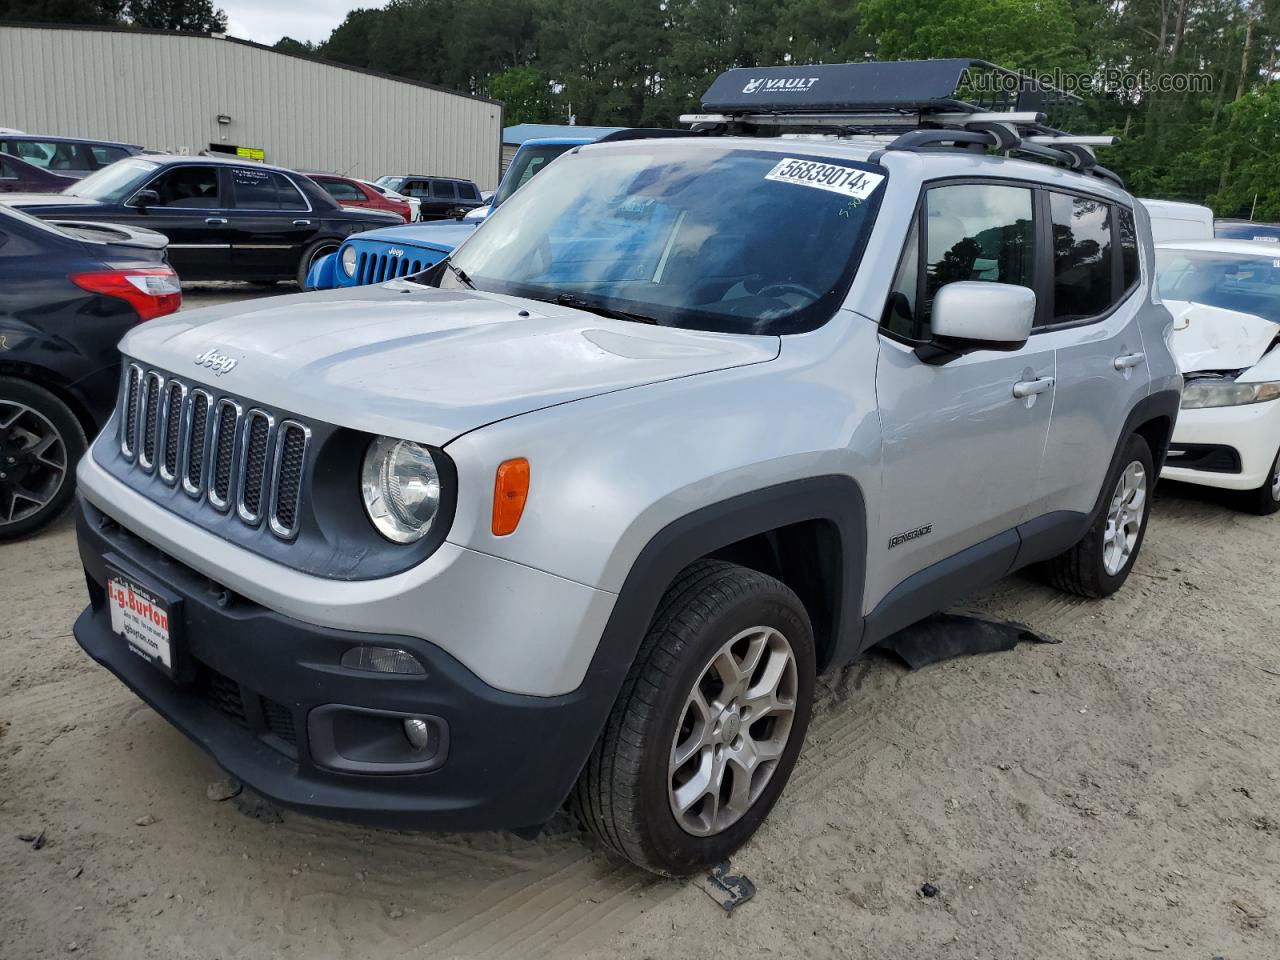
top-left (1113, 352), bottom-right (1145, 370)
top-left (205, 217), bottom-right (228, 225)
top-left (292, 219), bottom-right (312, 226)
top-left (1012, 377), bottom-right (1055, 398)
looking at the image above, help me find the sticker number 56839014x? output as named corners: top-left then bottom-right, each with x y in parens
top-left (764, 158), bottom-right (885, 200)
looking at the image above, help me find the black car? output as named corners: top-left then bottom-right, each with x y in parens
top-left (0, 204), bottom-right (182, 539)
top-left (0, 134), bottom-right (144, 179)
top-left (2, 156), bottom-right (403, 285)
top-left (372, 175), bottom-right (484, 219)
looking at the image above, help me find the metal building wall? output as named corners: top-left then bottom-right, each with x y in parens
top-left (0, 23), bottom-right (504, 189)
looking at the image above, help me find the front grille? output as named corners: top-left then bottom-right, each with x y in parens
top-left (198, 666), bottom-right (248, 728)
top-left (261, 697), bottom-right (297, 744)
top-left (115, 363), bottom-right (311, 541)
top-left (355, 247), bottom-right (428, 285)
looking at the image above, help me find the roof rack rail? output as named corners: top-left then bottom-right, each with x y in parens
top-left (680, 59), bottom-right (1125, 188)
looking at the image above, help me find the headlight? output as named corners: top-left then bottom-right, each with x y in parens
top-left (361, 437), bottom-right (441, 543)
top-left (341, 245), bottom-right (358, 277)
top-left (1181, 380), bottom-right (1280, 409)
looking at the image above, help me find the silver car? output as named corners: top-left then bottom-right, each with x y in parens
top-left (69, 67), bottom-right (1180, 877)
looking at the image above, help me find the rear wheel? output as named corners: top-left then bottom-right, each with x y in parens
top-left (1239, 446), bottom-right (1280, 516)
top-left (1045, 433), bottom-right (1153, 598)
top-left (0, 377), bottom-right (86, 541)
top-left (573, 560), bottom-right (815, 876)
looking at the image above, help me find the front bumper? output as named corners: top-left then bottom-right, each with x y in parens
top-left (1161, 398), bottom-right (1280, 491)
top-left (73, 498), bottom-right (610, 830)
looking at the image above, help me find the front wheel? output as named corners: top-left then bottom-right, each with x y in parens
top-left (0, 377), bottom-right (86, 541)
top-left (296, 240), bottom-right (340, 287)
top-left (1239, 446), bottom-right (1280, 516)
top-left (573, 560), bottom-right (815, 876)
top-left (1045, 433), bottom-right (1154, 598)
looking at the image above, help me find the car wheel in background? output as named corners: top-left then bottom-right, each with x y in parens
top-left (296, 240), bottom-right (340, 287)
top-left (1044, 433), bottom-right (1154, 598)
top-left (0, 377), bottom-right (87, 541)
top-left (573, 559), bottom-right (815, 876)
top-left (1239, 446), bottom-right (1280, 516)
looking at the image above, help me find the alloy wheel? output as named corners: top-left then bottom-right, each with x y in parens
top-left (1103, 460), bottom-right (1147, 576)
top-left (0, 400), bottom-right (68, 527)
top-left (1271, 452), bottom-right (1280, 502)
top-left (668, 625), bottom-right (798, 836)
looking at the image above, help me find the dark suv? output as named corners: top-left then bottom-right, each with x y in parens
top-left (373, 175), bottom-right (483, 219)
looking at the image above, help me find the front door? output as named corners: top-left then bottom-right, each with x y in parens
top-left (126, 163), bottom-right (230, 279)
top-left (870, 180), bottom-right (1055, 618)
top-left (225, 168), bottom-right (320, 279)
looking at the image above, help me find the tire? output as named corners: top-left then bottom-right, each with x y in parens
top-left (1238, 445), bottom-right (1280, 516)
top-left (0, 377), bottom-right (87, 542)
top-left (1045, 433), bottom-right (1154, 598)
top-left (572, 560), bottom-right (815, 876)
top-left (296, 240), bottom-right (340, 287)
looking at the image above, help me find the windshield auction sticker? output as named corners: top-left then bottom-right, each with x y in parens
top-left (764, 158), bottom-right (884, 200)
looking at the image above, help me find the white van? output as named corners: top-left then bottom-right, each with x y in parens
top-left (1139, 198), bottom-right (1214, 242)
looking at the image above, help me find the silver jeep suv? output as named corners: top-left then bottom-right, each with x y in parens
top-left (71, 61), bottom-right (1180, 876)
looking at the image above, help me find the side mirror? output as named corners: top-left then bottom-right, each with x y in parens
top-left (131, 189), bottom-right (160, 209)
top-left (924, 281), bottom-right (1035, 360)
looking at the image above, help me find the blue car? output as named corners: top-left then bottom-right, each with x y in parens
top-left (305, 136), bottom-right (597, 290)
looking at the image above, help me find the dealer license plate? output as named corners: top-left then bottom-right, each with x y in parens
top-left (107, 576), bottom-right (173, 672)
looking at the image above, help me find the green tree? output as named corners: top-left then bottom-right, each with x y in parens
top-left (273, 36), bottom-right (318, 57)
top-left (127, 0), bottom-right (227, 32)
top-left (488, 66), bottom-right (557, 123)
top-left (0, 0), bottom-right (124, 24)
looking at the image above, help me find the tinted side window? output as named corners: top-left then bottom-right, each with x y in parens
top-left (1050, 192), bottom-right (1113, 321)
top-left (401, 180), bottom-right (431, 198)
top-left (882, 218), bottom-right (920, 340)
top-left (1119, 206), bottom-right (1139, 291)
top-left (430, 180), bottom-right (457, 199)
top-left (0, 158), bottom-right (15, 180)
top-left (921, 183), bottom-right (1034, 338)
top-left (274, 175), bottom-right (307, 211)
top-left (459, 182), bottom-right (479, 200)
top-left (91, 145), bottom-right (129, 166)
top-left (322, 180), bottom-right (363, 203)
top-left (149, 165), bottom-right (221, 207)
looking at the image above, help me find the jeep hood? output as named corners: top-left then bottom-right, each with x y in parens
top-left (121, 283), bottom-right (779, 446)
top-left (348, 220), bottom-right (477, 251)
top-left (1165, 299), bottom-right (1280, 373)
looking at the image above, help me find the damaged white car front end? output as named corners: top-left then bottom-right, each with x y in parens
top-left (1157, 240), bottom-right (1280, 513)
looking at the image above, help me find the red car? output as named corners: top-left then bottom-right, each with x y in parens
top-left (306, 172), bottom-right (411, 223)
top-left (0, 152), bottom-right (78, 193)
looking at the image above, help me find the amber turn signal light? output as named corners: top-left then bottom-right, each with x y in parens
top-left (492, 458), bottom-right (530, 536)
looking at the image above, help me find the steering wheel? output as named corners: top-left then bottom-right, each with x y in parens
top-left (755, 282), bottom-right (821, 303)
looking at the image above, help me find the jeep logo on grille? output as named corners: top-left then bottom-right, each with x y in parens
top-left (387, 247), bottom-right (405, 257)
top-left (194, 348), bottom-right (238, 376)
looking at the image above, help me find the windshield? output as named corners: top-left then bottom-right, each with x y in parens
top-left (446, 142), bottom-right (886, 335)
top-left (65, 158), bottom-right (158, 202)
top-left (493, 143), bottom-right (577, 207)
top-left (1156, 249), bottom-right (1280, 323)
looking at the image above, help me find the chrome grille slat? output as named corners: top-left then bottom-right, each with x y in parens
top-left (207, 398), bottom-right (243, 512)
top-left (115, 364), bottom-right (310, 542)
top-left (236, 409), bottom-right (275, 525)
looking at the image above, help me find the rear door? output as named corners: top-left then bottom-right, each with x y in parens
top-left (871, 180), bottom-right (1056, 619)
top-left (123, 163), bottom-right (230, 279)
top-left (1027, 194), bottom-right (1150, 519)
top-left (225, 168), bottom-right (320, 279)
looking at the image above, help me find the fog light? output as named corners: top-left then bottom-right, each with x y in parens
top-left (403, 717), bottom-right (431, 750)
top-left (340, 646), bottom-right (426, 676)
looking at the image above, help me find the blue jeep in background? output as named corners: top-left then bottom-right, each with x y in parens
top-left (304, 135), bottom-right (598, 290)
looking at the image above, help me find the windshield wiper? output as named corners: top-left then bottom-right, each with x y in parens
top-left (547, 293), bottom-right (658, 325)
top-left (443, 260), bottom-right (475, 289)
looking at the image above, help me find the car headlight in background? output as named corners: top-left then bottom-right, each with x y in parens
top-left (1181, 380), bottom-right (1280, 409)
top-left (361, 437), bottom-right (442, 543)
top-left (341, 245), bottom-right (358, 277)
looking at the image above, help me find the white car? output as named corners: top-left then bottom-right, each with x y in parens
top-left (1157, 239), bottom-right (1280, 513)
top-left (362, 179), bottom-right (420, 222)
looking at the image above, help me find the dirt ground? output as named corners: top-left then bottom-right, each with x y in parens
top-left (2, 285), bottom-right (1278, 959)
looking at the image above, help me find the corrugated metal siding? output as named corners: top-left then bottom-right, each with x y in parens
top-left (0, 25), bottom-right (503, 189)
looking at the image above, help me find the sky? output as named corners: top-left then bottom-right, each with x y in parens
top-left (219, 1), bottom-right (382, 46)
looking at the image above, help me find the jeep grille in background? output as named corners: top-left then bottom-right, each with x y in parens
top-left (355, 249), bottom-right (428, 285)
top-left (114, 365), bottom-right (311, 541)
